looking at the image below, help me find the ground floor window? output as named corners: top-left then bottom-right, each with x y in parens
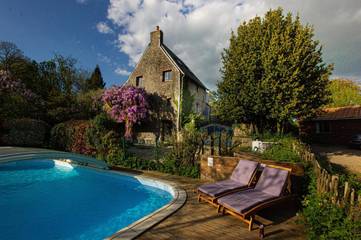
top-left (315, 121), bottom-right (330, 133)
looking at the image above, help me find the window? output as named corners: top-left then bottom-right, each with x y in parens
top-left (315, 121), bottom-right (330, 134)
top-left (166, 98), bottom-right (172, 108)
top-left (197, 86), bottom-right (199, 93)
top-left (163, 70), bottom-right (172, 81)
top-left (136, 76), bottom-right (143, 87)
top-left (196, 102), bottom-right (200, 113)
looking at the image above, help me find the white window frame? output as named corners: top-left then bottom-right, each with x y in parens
top-left (163, 70), bottom-right (172, 81)
top-left (136, 76), bottom-right (143, 87)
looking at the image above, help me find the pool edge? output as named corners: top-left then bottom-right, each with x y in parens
top-left (106, 172), bottom-right (187, 240)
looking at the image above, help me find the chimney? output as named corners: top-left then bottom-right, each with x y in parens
top-left (150, 26), bottom-right (163, 46)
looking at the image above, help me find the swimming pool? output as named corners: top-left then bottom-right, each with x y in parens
top-left (0, 159), bottom-right (174, 240)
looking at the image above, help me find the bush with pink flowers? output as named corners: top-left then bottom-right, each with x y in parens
top-left (102, 86), bottom-right (149, 140)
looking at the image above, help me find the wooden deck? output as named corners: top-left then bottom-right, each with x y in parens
top-left (133, 171), bottom-right (306, 240)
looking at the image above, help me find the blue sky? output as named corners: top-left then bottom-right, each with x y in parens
top-left (1, 0), bottom-right (360, 89)
top-left (0, 0), bottom-right (128, 86)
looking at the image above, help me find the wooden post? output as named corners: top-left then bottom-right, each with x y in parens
top-left (332, 176), bottom-right (339, 204)
top-left (350, 189), bottom-right (355, 206)
top-left (343, 182), bottom-right (351, 206)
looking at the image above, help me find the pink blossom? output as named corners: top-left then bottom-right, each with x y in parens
top-left (102, 85), bottom-right (149, 140)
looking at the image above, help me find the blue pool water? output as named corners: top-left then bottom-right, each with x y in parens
top-left (0, 160), bottom-right (173, 240)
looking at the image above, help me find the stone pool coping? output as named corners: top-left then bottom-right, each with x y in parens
top-left (0, 148), bottom-right (187, 240)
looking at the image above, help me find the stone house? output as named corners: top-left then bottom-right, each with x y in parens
top-left (125, 26), bottom-right (209, 143)
top-left (300, 106), bottom-right (361, 145)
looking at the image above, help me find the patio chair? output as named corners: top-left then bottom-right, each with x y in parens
top-left (217, 165), bottom-right (293, 231)
top-left (197, 159), bottom-right (259, 208)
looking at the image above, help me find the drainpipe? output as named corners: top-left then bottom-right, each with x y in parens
top-left (177, 74), bottom-right (184, 141)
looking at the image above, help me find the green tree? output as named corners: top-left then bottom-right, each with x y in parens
top-left (0, 41), bottom-right (24, 72)
top-left (328, 79), bottom-right (361, 107)
top-left (216, 8), bottom-right (332, 133)
top-left (85, 65), bottom-right (105, 91)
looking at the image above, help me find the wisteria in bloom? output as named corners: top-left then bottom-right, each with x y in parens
top-left (102, 85), bottom-right (149, 140)
top-left (0, 70), bottom-right (35, 99)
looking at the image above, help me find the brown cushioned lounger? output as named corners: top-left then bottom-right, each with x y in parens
top-left (217, 165), bottom-right (293, 231)
top-left (197, 159), bottom-right (259, 208)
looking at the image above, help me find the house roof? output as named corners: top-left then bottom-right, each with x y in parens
top-left (161, 44), bottom-right (208, 90)
top-left (313, 106), bottom-right (361, 121)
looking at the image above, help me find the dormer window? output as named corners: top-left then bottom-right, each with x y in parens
top-left (136, 76), bottom-right (143, 87)
top-left (163, 70), bottom-right (172, 81)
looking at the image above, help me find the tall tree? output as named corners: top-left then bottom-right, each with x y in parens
top-left (0, 41), bottom-right (24, 72)
top-left (328, 79), bottom-right (361, 107)
top-left (86, 65), bottom-right (105, 91)
top-left (216, 8), bottom-right (332, 133)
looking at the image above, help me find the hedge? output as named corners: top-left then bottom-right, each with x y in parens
top-left (49, 120), bottom-right (95, 155)
top-left (0, 118), bottom-right (50, 147)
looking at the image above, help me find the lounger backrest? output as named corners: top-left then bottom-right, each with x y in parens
top-left (230, 160), bottom-right (259, 185)
top-left (254, 166), bottom-right (289, 196)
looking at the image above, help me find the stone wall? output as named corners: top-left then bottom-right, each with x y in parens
top-left (126, 33), bottom-right (181, 112)
top-left (186, 79), bottom-right (208, 117)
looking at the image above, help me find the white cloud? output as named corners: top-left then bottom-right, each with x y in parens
top-left (115, 67), bottom-right (131, 76)
top-left (102, 0), bottom-right (361, 89)
top-left (97, 53), bottom-right (111, 64)
top-left (96, 22), bottom-right (114, 34)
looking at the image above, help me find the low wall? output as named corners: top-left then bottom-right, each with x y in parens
top-left (200, 152), bottom-right (305, 195)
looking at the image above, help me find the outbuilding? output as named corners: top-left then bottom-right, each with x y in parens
top-left (300, 106), bottom-right (361, 145)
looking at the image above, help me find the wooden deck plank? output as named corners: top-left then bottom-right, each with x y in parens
top-left (136, 171), bottom-right (305, 240)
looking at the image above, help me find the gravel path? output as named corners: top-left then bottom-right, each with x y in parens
top-left (312, 145), bottom-right (361, 176)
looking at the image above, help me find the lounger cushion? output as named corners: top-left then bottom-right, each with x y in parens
top-left (198, 179), bottom-right (245, 197)
top-left (198, 160), bottom-right (258, 198)
top-left (218, 189), bottom-right (277, 214)
top-left (230, 160), bottom-right (259, 185)
top-left (254, 167), bottom-right (289, 196)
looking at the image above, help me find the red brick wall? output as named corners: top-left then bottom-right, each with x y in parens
top-left (300, 119), bottom-right (361, 145)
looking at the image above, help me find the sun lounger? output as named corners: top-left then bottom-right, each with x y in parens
top-left (197, 159), bottom-right (259, 207)
top-left (217, 165), bottom-right (293, 231)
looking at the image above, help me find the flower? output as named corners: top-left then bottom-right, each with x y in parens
top-left (102, 85), bottom-right (149, 139)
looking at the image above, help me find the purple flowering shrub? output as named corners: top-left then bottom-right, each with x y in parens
top-left (102, 86), bottom-right (149, 140)
top-left (0, 70), bottom-right (35, 99)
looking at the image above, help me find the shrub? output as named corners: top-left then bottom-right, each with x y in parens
top-left (253, 133), bottom-right (302, 163)
top-left (301, 173), bottom-right (361, 240)
top-left (74, 89), bottom-right (103, 119)
top-left (0, 118), bottom-right (50, 147)
top-left (49, 120), bottom-right (95, 155)
top-left (69, 121), bottom-right (95, 155)
top-left (98, 131), bottom-right (125, 165)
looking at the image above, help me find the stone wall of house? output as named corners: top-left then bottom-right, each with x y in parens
top-left (126, 29), bottom-right (181, 117)
top-left (186, 79), bottom-right (208, 117)
top-left (126, 29), bottom-right (181, 143)
top-left (300, 119), bottom-right (361, 145)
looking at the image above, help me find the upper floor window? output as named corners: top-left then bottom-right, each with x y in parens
top-left (197, 86), bottom-right (199, 93)
top-left (163, 70), bottom-right (172, 81)
top-left (136, 76), bottom-right (143, 87)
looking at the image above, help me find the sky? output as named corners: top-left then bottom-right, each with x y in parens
top-left (0, 0), bottom-right (360, 89)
